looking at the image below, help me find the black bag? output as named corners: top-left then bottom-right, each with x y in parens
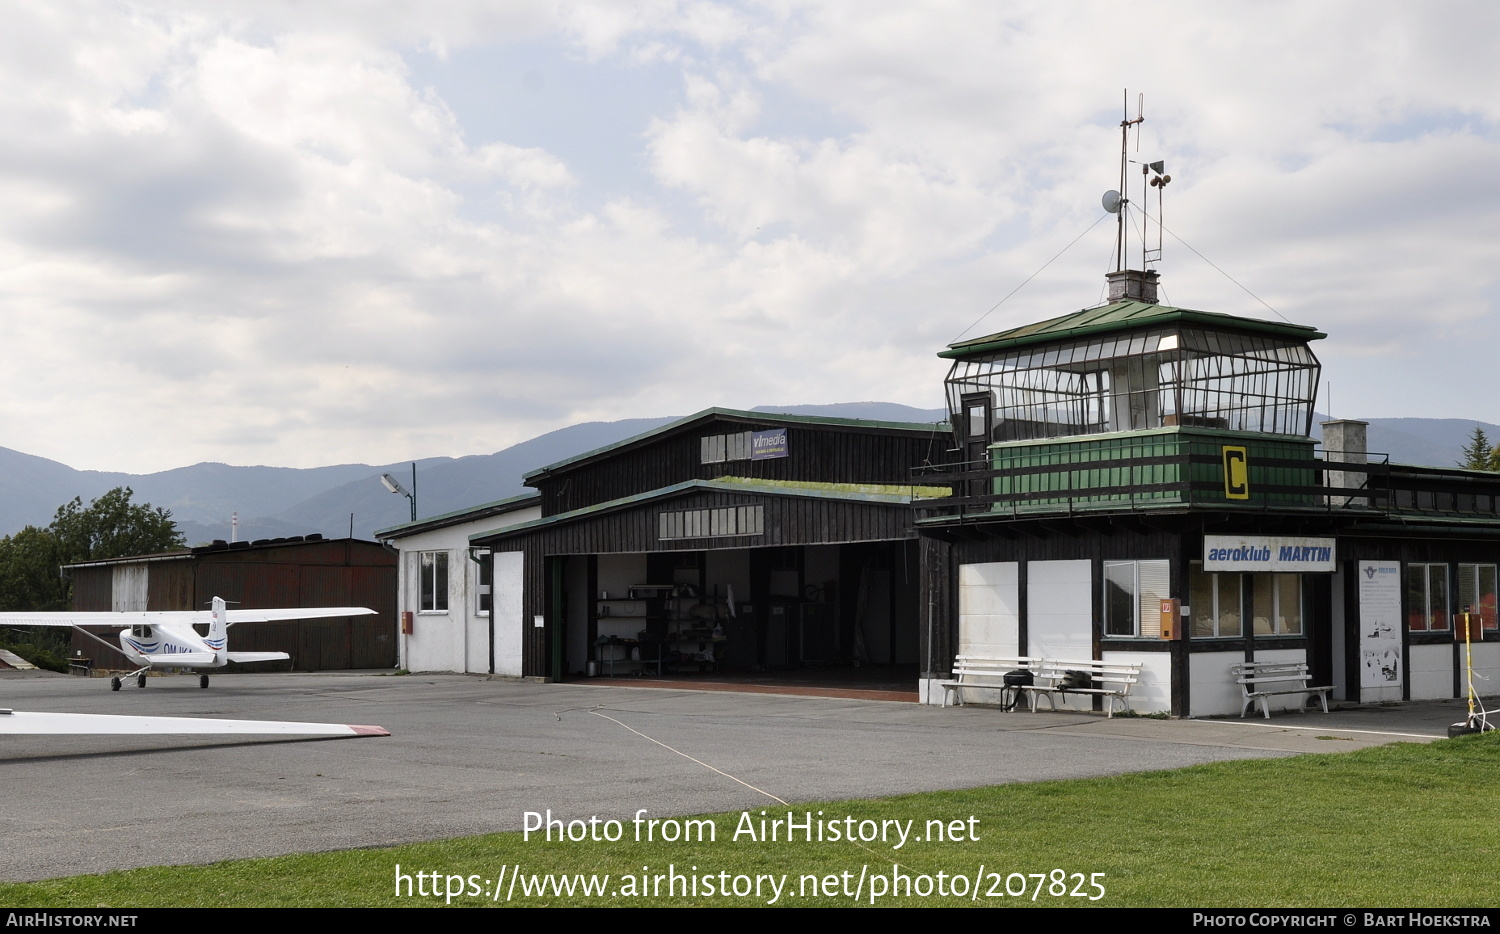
top-left (1059, 669), bottom-right (1094, 691)
top-left (1000, 668), bottom-right (1033, 711)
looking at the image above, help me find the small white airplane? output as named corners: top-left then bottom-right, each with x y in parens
top-left (0, 597), bottom-right (376, 691)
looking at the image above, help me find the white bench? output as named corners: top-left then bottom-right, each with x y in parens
top-left (939, 656), bottom-right (1043, 709)
top-left (1027, 659), bottom-right (1143, 719)
top-left (1232, 661), bottom-right (1332, 719)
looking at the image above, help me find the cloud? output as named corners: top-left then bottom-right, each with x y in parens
top-left (0, 1), bottom-right (1496, 472)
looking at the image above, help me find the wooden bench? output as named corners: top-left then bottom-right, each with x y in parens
top-left (1232, 661), bottom-right (1332, 719)
top-left (939, 656), bottom-right (1043, 709)
top-left (1027, 659), bottom-right (1143, 719)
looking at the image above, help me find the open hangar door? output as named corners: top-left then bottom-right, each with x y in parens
top-left (558, 540), bottom-right (920, 688)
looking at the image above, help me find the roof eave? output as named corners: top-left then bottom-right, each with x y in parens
top-left (63, 551), bottom-right (194, 570)
top-left (522, 407), bottom-right (948, 483)
top-left (374, 492), bottom-right (542, 539)
top-left (470, 478), bottom-right (920, 544)
top-left (940, 303), bottom-right (1325, 359)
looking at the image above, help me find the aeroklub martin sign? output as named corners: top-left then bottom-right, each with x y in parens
top-left (1203, 535), bottom-right (1336, 573)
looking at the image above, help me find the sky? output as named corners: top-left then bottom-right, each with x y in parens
top-left (1, 1), bottom-right (1497, 473)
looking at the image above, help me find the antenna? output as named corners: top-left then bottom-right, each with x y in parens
top-left (1142, 158), bottom-right (1170, 267)
top-left (1106, 90), bottom-right (1171, 274)
top-left (1114, 90), bottom-right (1144, 273)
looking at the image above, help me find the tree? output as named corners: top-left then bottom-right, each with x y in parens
top-left (1459, 425), bottom-right (1497, 471)
top-left (47, 487), bottom-right (184, 564)
top-left (0, 526), bottom-right (70, 611)
top-left (0, 487), bottom-right (184, 611)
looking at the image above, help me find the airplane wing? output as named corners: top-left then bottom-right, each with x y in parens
top-left (224, 652), bottom-right (291, 664)
top-left (0, 709), bottom-right (389, 737)
top-left (224, 607), bottom-right (377, 623)
top-left (0, 611), bottom-right (138, 627)
top-left (144, 653), bottom-right (217, 667)
top-left (0, 607), bottom-right (377, 626)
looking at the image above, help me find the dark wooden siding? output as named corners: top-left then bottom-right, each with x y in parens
top-left (481, 490), bottom-right (918, 678)
top-left (491, 489), bottom-right (915, 557)
top-left (70, 567), bottom-right (113, 612)
top-left (197, 541), bottom-right (397, 671)
top-left (67, 540), bottom-right (397, 672)
top-left (919, 536), bottom-right (953, 678)
top-left (147, 562), bottom-right (195, 611)
top-left (1335, 529), bottom-right (1500, 566)
top-left (535, 417), bottom-right (955, 516)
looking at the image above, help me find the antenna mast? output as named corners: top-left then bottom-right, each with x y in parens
top-left (1114, 91), bottom-right (1143, 273)
top-left (1101, 92), bottom-right (1172, 305)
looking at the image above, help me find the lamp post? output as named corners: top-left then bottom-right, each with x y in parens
top-left (380, 463), bottom-right (417, 522)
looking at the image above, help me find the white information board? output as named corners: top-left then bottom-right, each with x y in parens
top-left (1357, 560), bottom-right (1403, 696)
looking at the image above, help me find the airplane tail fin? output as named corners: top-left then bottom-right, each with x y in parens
top-left (207, 596), bottom-right (229, 661)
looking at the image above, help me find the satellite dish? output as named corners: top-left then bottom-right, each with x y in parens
top-left (1102, 190), bottom-right (1122, 214)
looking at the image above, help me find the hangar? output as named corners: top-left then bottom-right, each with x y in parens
top-left (469, 408), bottom-right (956, 690)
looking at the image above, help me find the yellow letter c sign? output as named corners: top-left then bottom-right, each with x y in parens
top-left (1222, 446), bottom-right (1249, 500)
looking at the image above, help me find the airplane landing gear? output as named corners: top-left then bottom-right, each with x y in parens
top-left (199, 674), bottom-right (209, 689)
top-left (119, 665), bottom-right (152, 691)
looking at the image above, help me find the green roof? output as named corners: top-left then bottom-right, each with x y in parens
top-left (940, 300), bottom-right (1325, 359)
top-left (712, 476), bottom-right (951, 499)
top-left (522, 406), bottom-right (948, 482)
top-left (374, 492), bottom-right (540, 539)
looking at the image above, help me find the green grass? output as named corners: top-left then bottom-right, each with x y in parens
top-left (5, 733), bottom-right (1497, 908)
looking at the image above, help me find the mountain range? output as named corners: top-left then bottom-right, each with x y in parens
top-left (1, 404), bottom-right (1494, 544)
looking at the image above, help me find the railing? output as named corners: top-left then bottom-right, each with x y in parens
top-left (912, 453), bottom-right (1402, 519)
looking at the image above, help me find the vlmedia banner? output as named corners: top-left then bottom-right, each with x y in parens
top-left (1203, 535), bottom-right (1336, 572)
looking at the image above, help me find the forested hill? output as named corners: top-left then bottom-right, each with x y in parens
top-left (1, 406), bottom-right (1492, 544)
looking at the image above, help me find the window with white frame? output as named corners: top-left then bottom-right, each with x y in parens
top-left (1188, 563), bottom-right (1243, 638)
top-left (659, 505), bottom-right (764, 540)
top-left (700, 431), bottom-right (753, 464)
top-left (475, 550), bottom-right (491, 616)
top-left (1457, 563), bottom-right (1497, 633)
top-left (1104, 560), bottom-right (1170, 637)
top-left (1407, 563), bottom-right (1449, 632)
top-left (420, 551), bottom-right (449, 612)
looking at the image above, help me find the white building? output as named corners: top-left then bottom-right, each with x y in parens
top-left (376, 494), bottom-right (540, 675)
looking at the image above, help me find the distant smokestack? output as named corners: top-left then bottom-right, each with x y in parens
top-left (231, 512), bottom-right (239, 543)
